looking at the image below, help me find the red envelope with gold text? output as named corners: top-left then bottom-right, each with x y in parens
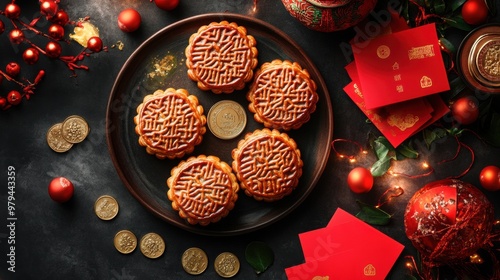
top-left (353, 23), bottom-right (449, 109)
top-left (285, 208), bottom-right (404, 280)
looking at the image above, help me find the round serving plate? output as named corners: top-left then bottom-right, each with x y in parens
top-left (106, 13), bottom-right (333, 236)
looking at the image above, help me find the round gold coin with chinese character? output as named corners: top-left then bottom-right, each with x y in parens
top-left (207, 100), bottom-right (247, 140)
top-left (94, 195), bottom-right (119, 221)
top-left (114, 230), bottom-right (137, 254)
top-left (140, 232), bottom-right (165, 259)
top-left (214, 252), bottom-right (240, 278)
top-left (61, 115), bottom-right (90, 144)
top-left (181, 247), bottom-right (208, 275)
top-left (46, 123), bottom-right (73, 153)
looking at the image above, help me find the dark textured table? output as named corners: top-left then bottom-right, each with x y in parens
top-left (1, 0), bottom-right (500, 279)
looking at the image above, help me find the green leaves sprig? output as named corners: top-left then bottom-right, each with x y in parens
top-left (370, 136), bottom-right (419, 177)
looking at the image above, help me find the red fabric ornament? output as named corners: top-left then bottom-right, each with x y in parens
top-left (7, 91), bottom-right (22, 105)
top-left (479, 165), bottom-right (500, 191)
top-left (451, 96), bottom-right (479, 125)
top-left (5, 3), bottom-right (21, 19)
top-left (347, 167), bottom-right (373, 193)
top-left (461, 0), bottom-right (489, 25)
top-left (118, 8), bottom-right (141, 32)
top-left (23, 48), bottom-right (40, 65)
top-left (404, 179), bottom-right (496, 277)
top-left (87, 37), bottom-right (103, 53)
top-left (45, 41), bottom-right (62, 58)
top-left (48, 177), bottom-right (74, 203)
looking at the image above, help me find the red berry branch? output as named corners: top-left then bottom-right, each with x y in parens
top-left (0, 0), bottom-right (104, 111)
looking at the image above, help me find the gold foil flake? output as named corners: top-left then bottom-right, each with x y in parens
top-left (69, 21), bottom-right (100, 47)
top-left (111, 41), bottom-right (125, 51)
top-left (147, 54), bottom-right (177, 79)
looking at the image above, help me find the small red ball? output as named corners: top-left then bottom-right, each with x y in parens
top-left (118, 8), bottom-right (142, 32)
top-left (0, 97), bottom-right (7, 108)
top-left (347, 167), bottom-right (374, 193)
top-left (154, 0), bottom-right (180, 11)
top-left (0, 19), bottom-right (4, 34)
top-left (479, 165), bottom-right (500, 191)
top-left (45, 41), bottom-right (62, 58)
top-left (5, 62), bottom-right (21, 77)
top-left (87, 37), bottom-right (103, 52)
top-left (52, 10), bottom-right (69, 25)
top-left (451, 96), bottom-right (479, 125)
top-left (7, 90), bottom-right (22, 105)
top-left (9, 29), bottom-right (25, 44)
top-left (5, 3), bottom-right (21, 19)
top-left (40, 0), bottom-right (58, 18)
top-left (23, 48), bottom-right (40, 65)
top-left (462, 0), bottom-right (489, 25)
top-left (48, 177), bottom-right (74, 203)
top-left (48, 24), bottom-right (65, 40)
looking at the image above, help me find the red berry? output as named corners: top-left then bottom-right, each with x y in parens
top-left (9, 29), bottom-right (25, 44)
top-left (451, 96), bottom-right (479, 125)
top-left (46, 41), bottom-right (62, 58)
top-left (48, 177), bottom-right (74, 203)
top-left (0, 96), bottom-right (7, 108)
top-left (5, 3), bottom-right (21, 19)
top-left (154, 0), bottom-right (180, 11)
top-left (118, 8), bottom-right (142, 32)
top-left (48, 24), bottom-right (65, 40)
top-left (52, 10), bottom-right (69, 25)
top-left (87, 37), bottom-right (103, 52)
top-left (462, 0), bottom-right (489, 25)
top-left (23, 48), bottom-right (40, 65)
top-left (40, 0), bottom-right (58, 18)
top-left (5, 62), bottom-right (21, 77)
top-left (0, 19), bottom-right (4, 34)
top-left (7, 90), bottom-right (22, 105)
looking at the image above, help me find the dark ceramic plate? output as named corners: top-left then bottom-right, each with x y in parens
top-left (106, 13), bottom-right (333, 236)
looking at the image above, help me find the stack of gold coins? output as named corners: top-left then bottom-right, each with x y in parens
top-left (46, 115), bottom-right (90, 153)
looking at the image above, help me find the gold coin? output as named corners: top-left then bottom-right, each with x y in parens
top-left (214, 252), bottom-right (240, 278)
top-left (114, 230), bottom-right (137, 254)
top-left (207, 100), bottom-right (247, 140)
top-left (61, 115), bottom-right (90, 144)
top-left (181, 247), bottom-right (208, 275)
top-left (46, 123), bottom-right (73, 153)
top-left (140, 232), bottom-right (165, 259)
top-left (94, 195), bottom-right (119, 221)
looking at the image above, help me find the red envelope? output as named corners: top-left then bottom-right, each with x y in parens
top-left (286, 209), bottom-right (404, 280)
top-left (353, 23), bottom-right (450, 109)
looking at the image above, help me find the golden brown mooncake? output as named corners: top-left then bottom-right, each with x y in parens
top-left (247, 59), bottom-right (318, 130)
top-left (134, 88), bottom-right (206, 159)
top-left (167, 155), bottom-right (239, 226)
top-left (231, 128), bottom-right (303, 202)
top-left (185, 21), bottom-right (258, 94)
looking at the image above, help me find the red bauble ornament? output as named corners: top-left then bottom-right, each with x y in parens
top-left (48, 24), bottom-right (65, 40)
top-left (23, 48), bottom-right (40, 65)
top-left (48, 177), bottom-right (74, 203)
top-left (451, 96), bottom-right (479, 125)
top-left (0, 97), bottom-right (7, 109)
top-left (9, 29), bottom-right (25, 44)
top-left (45, 41), bottom-right (62, 58)
top-left (404, 179), bottom-right (494, 265)
top-left (52, 10), bottom-right (69, 26)
top-left (479, 165), bottom-right (500, 191)
top-left (118, 8), bottom-right (142, 32)
top-left (40, 0), bottom-right (59, 18)
top-left (347, 167), bottom-right (373, 193)
top-left (462, 0), bottom-right (489, 25)
top-left (87, 37), bottom-right (103, 53)
top-left (5, 3), bottom-right (21, 19)
top-left (154, 0), bottom-right (180, 11)
top-left (7, 90), bottom-right (22, 105)
top-left (6, 62), bottom-right (21, 77)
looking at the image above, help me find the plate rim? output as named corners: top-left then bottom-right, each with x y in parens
top-left (105, 12), bottom-right (334, 236)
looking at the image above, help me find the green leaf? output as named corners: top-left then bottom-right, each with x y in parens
top-left (396, 144), bottom-right (419, 159)
top-left (370, 157), bottom-right (392, 177)
top-left (405, 274), bottom-right (419, 280)
top-left (442, 16), bottom-right (473, 32)
top-left (448, 76), bottom-right (467, 100)
top-left (423, 127), bottom-right (447, 148)
top-left (371, 136), bottom-right (395, 160)
top-left (432, 0), bottom-right (446, 15)
top-left (355, 201), bottom-right (392, 225)
top-left (439, 37), bottom-right (456, 55)
top-left (451, 0), bottom-right (467, 12)
top-left (245, 241), bottom-right (274, 274)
